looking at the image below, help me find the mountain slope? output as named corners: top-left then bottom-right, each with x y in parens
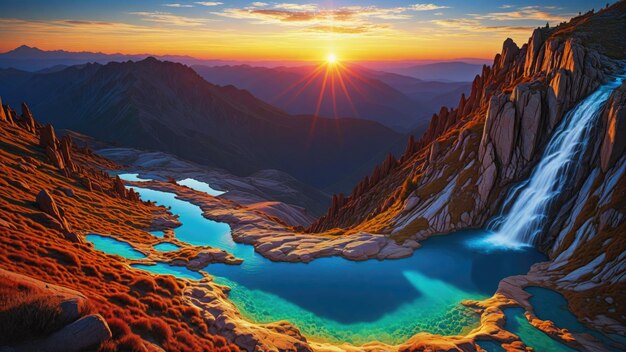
top-left (309, 2), bottom-right (626, 338)
top-left (391, 61), bottom-right (484, 82)
top-left (193, 64), bottom-right (434, 131)
top-left (0, 58), bottom-right (404, 190)
top-left (0, 100), bottom-right (240, 351)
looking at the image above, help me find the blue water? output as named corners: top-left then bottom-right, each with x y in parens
top-left (177, 178), bottom-right (226, 196)
top-left (132, 263), bottom-right (203, 280)
top-left (133, 187), bottom-right (234, 250)
top-left (150, 230), bottom-right (166, 238)
top-left (503, 307), bottom-right (576, 352)
top-left (126, 186), bottom-right (545, 344)
top-left (526, 286), bottom-right (624, 351)
top-left (475, 340), bottom-right (505, 352)
top-left (86, 234), bottom-right (146, 260)
top-left (117, 173), bottom-right (150, 182)
top-left (153, 242), bottom-right (181, 252)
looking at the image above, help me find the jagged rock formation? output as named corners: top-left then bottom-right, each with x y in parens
top-left (0, 103), bottom-right (143, 204)
top-left (308, 2), bottom-right (626, 339)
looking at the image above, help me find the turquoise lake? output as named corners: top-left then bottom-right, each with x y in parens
top-left (153, 242), bottom-right (181, 252)
top-left (86, 234), bottom-right (146, 260)
top-left (110, 185), bottom-right (546, 345)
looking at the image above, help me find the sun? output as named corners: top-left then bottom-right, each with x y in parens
top-left (326, 53), bottom-right (337, 64)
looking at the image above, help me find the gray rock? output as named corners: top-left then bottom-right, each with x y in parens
top-left (16, 314), bottom-right (111, 352)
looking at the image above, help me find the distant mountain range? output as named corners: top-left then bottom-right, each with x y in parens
top-left (387, 61), bottom-right (484, 82)
top-left (0, 58), bottom-right (406, 191)
top-left (0, 45), bottom-right (325, 72)
top-left (0, 45), bottom-right (484, 82)
top-left (193, 64), bottom-right (470, 131)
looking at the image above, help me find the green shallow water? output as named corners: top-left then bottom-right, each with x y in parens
top-left (95, 184), bottom-right (547, 345)
top-left (215, 271), bottom-right (482, 345)
top-left (132, 263), bottom-right (203, 280)
top-left (503, 307), bottom-right (576, 352)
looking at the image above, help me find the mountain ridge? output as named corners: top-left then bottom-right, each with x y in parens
top-left (0, 57), bottom-right (406, 191)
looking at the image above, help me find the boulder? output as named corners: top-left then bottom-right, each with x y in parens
top-left (36, 190), bottom-right (70, 232)
top-left (21, 314), bottom-right (112, 352)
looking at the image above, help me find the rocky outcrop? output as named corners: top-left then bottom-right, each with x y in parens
top-left (15, 314), bottom-right (112, 352)
top-left (36, 189), bottom-right (71, 233)
top-left (20, 103), bottom-right (37, 133)
top-left (0, 97), bottom-right (7, 123)
top-left (600, 82), bottom-right (626, 172)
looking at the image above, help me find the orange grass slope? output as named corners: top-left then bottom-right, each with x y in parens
top-left (0, 100), bottom-right (239, 352)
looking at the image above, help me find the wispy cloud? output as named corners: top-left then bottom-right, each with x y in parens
top-left (471, 6), bottom-right (569, 22)
top-left (130, 11), bottom-right (211, 26)
top-left (409, 3), bottom-right (451, 11)
top-left (211, 5), bottom-right (411, 34)
top-left (273, 3), bottom-right (318, 11)
top-left (250, 2), bottom-right (269, 7)
top-left (163, 3), bottom-right (193, 8)
top-left (305, 24), bottom-right (391, 34)
top-left (194, 1), bottom-right (223, 6)
top-left (432, 18), bottom-right (533, 34)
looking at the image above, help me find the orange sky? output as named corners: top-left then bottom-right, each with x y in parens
top-left (0, 1), bottom-right (610, 61)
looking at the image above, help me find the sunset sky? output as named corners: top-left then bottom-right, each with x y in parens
top-left (0, 0), bottom-right (613, 61)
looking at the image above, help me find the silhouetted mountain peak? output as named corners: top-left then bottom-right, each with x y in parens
top-left (13, 45), bottom-right (39, 52)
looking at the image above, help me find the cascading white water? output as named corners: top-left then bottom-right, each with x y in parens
top-left (486, 74), bottom-right (626, 248)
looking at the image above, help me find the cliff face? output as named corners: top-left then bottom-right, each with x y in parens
top-left (309, 2), bottom-right (626, 333)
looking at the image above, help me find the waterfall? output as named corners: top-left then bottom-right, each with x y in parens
top-left (486, 74), bottom-right (625, 248)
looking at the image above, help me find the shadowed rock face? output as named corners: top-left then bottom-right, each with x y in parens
top-left (600, 82), bottom-right (626, 172)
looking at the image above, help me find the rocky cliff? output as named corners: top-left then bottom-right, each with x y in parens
top-left (308, 1), bottom-right (626, 336)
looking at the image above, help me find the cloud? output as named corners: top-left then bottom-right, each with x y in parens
top-left (130, 11), bottom-right (211, 26)
top-left (250, 2), bottom-right (268, 6)
top-left (409, 3), bottom-right (451, 11)
top-left (305, 24), bottom-right (390, 34)
top-left (432, 18), bottom-right (532, 34)
top-left (471, 6), bottom-right (568, 22)
top-left (213, 5), bottom-right (412, 23)
top-left (211, 5), bottom-right (407, 35)
top-left (194, 1), bottom-right (223, 6)
top-left (163, 3), bottom-right (194, 7)
top-left (272, 3), bottom-right (318, 11)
